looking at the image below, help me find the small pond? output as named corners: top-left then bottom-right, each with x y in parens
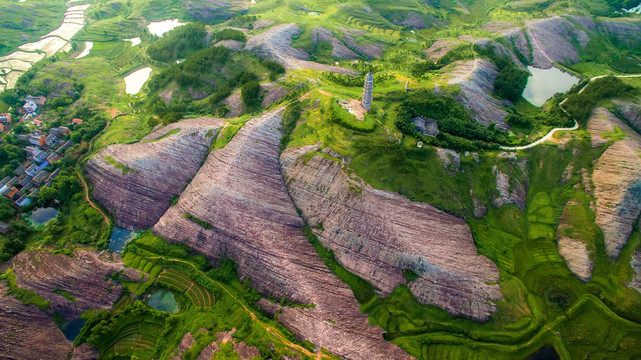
top-left (108, 226), bottom-right (138, 253)
top-left (147, 19), bottom-right (187, 37)
top-left (29, 207), bottom-right (58, 226)
top-left (147, 289), bottom-right (180, 313)
top-left (60, 318), bottom-right (87, 342)
top-left (522, 66), bottom-right (580, 107)
top-left (124, 37), bottom-right (141, 46)
top-left (526, 345), bottom-right (560, 360)
top-left (124, 67), bottom-right (152, 95)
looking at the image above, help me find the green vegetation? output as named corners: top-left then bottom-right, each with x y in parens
top-left (212, 28), bottom-right (247, 43)
top-left (0, 0), bottom-right (67, 56)
top-left (563, 76), bottom-right (636, 124)
top-left (214, 124), bottom-right (242, 149)
top-left (105, 156), bottom-right (136, 175)
top-left (141, 128), bottom-right (180, 143)
top-left (602, 125), bottom-right (628, 142)
top-left (157, 268), bottom-right (215, 307)
top-left (183, 213), bottom-right (214, 230)
top-left (53, 287), bottom-right (77, 302)
top-left (0, 269), bottom-right (50, 311)
top-left (147, 23), bottom-right (208, 63)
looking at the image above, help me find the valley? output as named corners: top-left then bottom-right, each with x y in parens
top-left (0, 0), bottom-right (641, 359)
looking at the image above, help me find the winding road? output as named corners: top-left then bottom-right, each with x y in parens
top-left (500, 73), bottom-right (641, 151)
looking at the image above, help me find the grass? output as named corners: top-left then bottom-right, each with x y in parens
top-left (157, 268), bottom-right (215, 307)
top-left (213, 124), bottom-right (242, 149)
top-left (183, 213), bottom-right (214, 230)
top-left (0, 269), bottom-right (50, 311)
top-left (141, 128), bottom-right (180, 143)
top-left (105, 155), bottom-right (136, 174)
top-left (0, 0), bottom-right (67, 56)
top-left (602, 126), bottom-right (627, 142)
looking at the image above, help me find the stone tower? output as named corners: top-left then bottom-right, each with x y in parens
top-left (361, 72), bottom-right (373, 111)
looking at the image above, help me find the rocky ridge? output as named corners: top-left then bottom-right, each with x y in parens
top-left (556, 201), bottom-right (594, 282)
top-left (0, 282), bottom-right (72, 360)
top-left (153, 109), bottom-right (410, 359)
top-left (9, 250), bottom-right (125, 318)
top-left (447, 59), bottom-right (509, 130)
top-left (244, 23), bottom-right (358, 74)
top-left (280, 145), bottom-right (502, 321)
top-left (86, 117), bottom-right (224, 230)
top-left (310, 26), bottom-right (360, 60)
top-left (588, 108), bottom-right (641, 259)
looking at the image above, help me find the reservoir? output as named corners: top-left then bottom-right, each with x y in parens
top-left (60, 318), bottom-right (87, 342)
top-left (124, 67), bottom-right (152, 95)
top-left (522, 66), bottom-right (579, 107)
top-left (147, 19), bottom-right (186, 37)
top-left (108, 226), bottom-right (138, 253)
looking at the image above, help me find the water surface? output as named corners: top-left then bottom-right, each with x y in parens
top-left (522, 66), bottom-right (579, 107)
top-left (60, 318), bottom-right (87, 342)
top-left (124, 37), bottom-right (141, 46)
top-left (147, 19), bottom-right (186, 37)
top-left (29, 207), bottom-right (58, 225)
top-left (124, 67), bottom-right (152, 95)
top-left (147, 289), bottom-right (180, 313)
top-left (108, 226), bottom-right (138, 253)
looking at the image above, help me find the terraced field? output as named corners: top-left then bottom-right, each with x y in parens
top-left (97, 318), bottom-right (164, 358)
top-left (157, 268), bottom-right (215, 307)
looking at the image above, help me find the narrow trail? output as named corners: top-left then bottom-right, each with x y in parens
top-left (501, 73), bottom-right (641, 151)
top-left (76, 117), bottom-right (112, 227)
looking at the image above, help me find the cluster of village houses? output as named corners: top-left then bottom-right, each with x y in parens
top-left (0, 95), bottom-right (83, 234)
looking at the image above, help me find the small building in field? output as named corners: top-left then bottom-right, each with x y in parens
top-left (412, 117), bottom-right (439, 137)
top-left (71, 118), bottom-right (83, 125)
top-left (0, 113), bottom-right (12, 124)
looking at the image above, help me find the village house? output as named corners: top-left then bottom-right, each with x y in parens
top-left (33, 150), bottom-right (48, 163)
top-left (33, 170), bottom-right (49, 184)
top-left (25, 146), bottom-right (39, 156)
top-left (0, 113), bottom-right (11, 124)
top-left (16, 195), bottom-right (31, 207)
top-left (25, 164), bottom-right (39, 177)
top-left (45, 134), bottom-right (58, 147)
top-left (13, 164), bottom-right (27, 176)
top-left (47, 151), bottom-right (62, 163)
top-left (2, 186), bottom-right (19, 200)
top-left (71, 118), bottom-right (83, 125)
top-left (0, 123), bottom-right (5, 133)
top-left (25, 95), bottom-right (46, 106)
top-left (18, 174), bottom-right (32, 188)
top-left (23, 101), bottom-right (38, 114)
top-left (0, 221), bottom-right (10, 235)
top-left (49, 126), bottom-right (70, 137)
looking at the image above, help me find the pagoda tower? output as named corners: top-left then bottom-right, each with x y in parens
top-left (361, 72), bottom-right (373, 111)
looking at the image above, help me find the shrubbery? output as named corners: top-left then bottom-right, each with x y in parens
top-left (212, 28), bottom-right (246, 43)
top-left (147, 23), bottom-right (208, 63)
top-left (563, 76), bottom-right (635, 124)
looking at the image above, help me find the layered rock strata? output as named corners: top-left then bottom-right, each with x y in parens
top-left (629, 251), bottom-right (641, 294)
top-left (280, 145), bottom-right (501, 321)
top-left (447, 59), bottom-right (509, 130)
top-left (0, 282), bottom-right (72, 360)
top-left (154, 109), bottom-right (410, 359)
top-left (557, 201), bottom-right (594, 281)
top-left (86, 118), bottom-right (224, 230)
top-left (9, 250), bottom-right (125, 318)
top-left (588, 108), bottom-right (641, 259)
top-left (244, 23), bottom-right (358, 74)
top-left (310, 26), bottom-right (360, 60)
top-left (614, 100), bottom-right (641, 134)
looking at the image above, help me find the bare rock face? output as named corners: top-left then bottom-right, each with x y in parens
top-left (214, 40), bottom-right (244, 51)
top-left (71, 343), bottom-right (99, 360)
top-left (588, 108), bottom-right (641, 259)
top-left (629, 251), bottom-right (641, 293)
top-left (310, 26), bottom-right (360, 60)
top-left (0, 282), bottom-right (72, 360)
top-left (491, 155), bottom-right (529, 211)
top-left (558, 237), bottom-right (593, 282)
top-left (502, 16), bottom-right (641, 69)
top-left (391, 12), bottom-right (427, 29)
top-left (9, 250), bottom-right (124, 318)
top-left (86, 118), bottom-right (224, 230)
top-left (280, 145), bottom-right (501, 321)
top-left (424, 39), bottom-right (463, 61)
top-left (613, 100), bottom-right (641, 134)
top-left (557, 201), bottom-right (594, 281)
top-left (436, 147), bottom-right (461, 172)
top-left (261, 83), bottom-right (289, 108)
top-left (340, 28), bottom-right (383, 59)
top-left (153, 110), bottom-right (410, 359)
top-left (244, 23), bottom-right (357, 74)
top-left (447, 59), bottom-right (509, 130)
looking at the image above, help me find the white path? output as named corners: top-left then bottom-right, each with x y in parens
top-left (501, 74), bottom-right (641, 150)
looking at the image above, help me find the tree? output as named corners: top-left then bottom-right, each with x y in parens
top-left (241, 81), bottom-right (261, 110)
top-left (0, 197), bottom-right (17, 220)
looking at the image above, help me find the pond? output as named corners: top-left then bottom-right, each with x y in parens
top-left (526, 345), bottom-right (560, 360)
top-left (522, 66), bottom-right (580, 107)
top-left (60, 318), bottom-right (86, 342)
top-left (147, 19), bottom-right (187, 37)
top-left (124, 37), bottom-right (141, 46)
top-left (108, 226), bottom-right (138, 253)
top-left (147, 289), bottom-right (180, 313)
top-left (29, 207), bottom-right (58, 226)
top-left (124, 67), bottom-right (152, 95)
